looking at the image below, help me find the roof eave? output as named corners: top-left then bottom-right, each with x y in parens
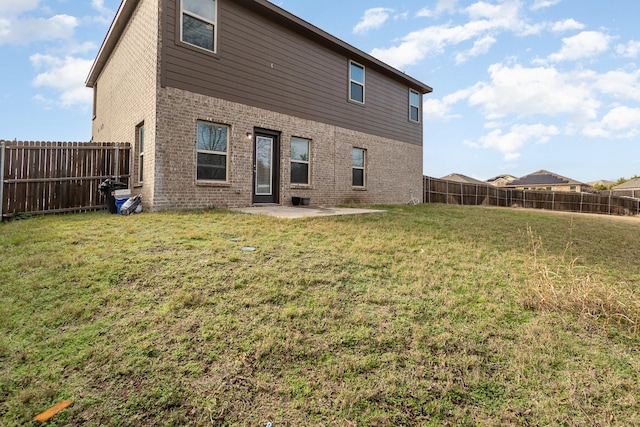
top-left (86, 0), bottom-right (433, 94)
top-left (229, 0), bottom-right (433, 93)
top-left (86, 0), bottom-right (139, 88)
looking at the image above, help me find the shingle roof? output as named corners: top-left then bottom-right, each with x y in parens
top-left (440, 173), bottom-right (487, 185)
top-left (507, 170), bottom-right (585, 187)
top-left (612, 177), bottom-right (640, 190)
top-left (486, 174), bottom-right (516, 183)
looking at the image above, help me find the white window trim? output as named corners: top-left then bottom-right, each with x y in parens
top-left (352, 148), bottom-right (366, 188)
top-left (180, 0), bottom-right (218, 53)
top-left (409, 89), bottom-right (421, 123)
top-left (196, 121), bottom-right (229, 183)
top-left (290, 137), bottom-right (311, 185)
top-left (349, 61), bottom-right (365, 104)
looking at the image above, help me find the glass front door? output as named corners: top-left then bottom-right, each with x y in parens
top-left (252, 130), bottom-right (280, 204)
top-left (255, 136), bottom-right (273, 196)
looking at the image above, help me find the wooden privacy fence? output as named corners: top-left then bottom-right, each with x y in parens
top-left (423, 176), bottom-right (640, 216)
top-left (1, 141), bottom-right (130, 218)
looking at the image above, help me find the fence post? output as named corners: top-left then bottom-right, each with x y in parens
top-left (446, 181), bottom-right (449, 204)
top-left (114, 144), bottom-right (120, 181)
top-left (0, 142), bottom-right (5, 219)
top-left (552, 191), bottom-right (555, 211)
top-left (579, 192), bottom-right (583, 213)
top-left (608, 192), bottom-right (612, 215)
top-left (460, 183), bottom-right (464, 205)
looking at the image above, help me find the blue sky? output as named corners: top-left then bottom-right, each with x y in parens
top-left (1, 1), bottom-right (639, 183)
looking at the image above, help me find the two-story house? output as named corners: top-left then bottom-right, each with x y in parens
top-left (86, 0), bottom-right (432, 210)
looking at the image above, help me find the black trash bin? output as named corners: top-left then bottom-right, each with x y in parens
top-left (98, 179), bottom-right (128, 214)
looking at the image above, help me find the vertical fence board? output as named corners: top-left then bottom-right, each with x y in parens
top-left (1, 141), bottom-right (130, 218)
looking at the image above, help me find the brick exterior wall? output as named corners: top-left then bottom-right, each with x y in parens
top-left (89, 0), bottom-right (424, 211)
top-left (152, 86), bottom-right (423, 210)
top-left (90, 0), bottom-right (160, 206)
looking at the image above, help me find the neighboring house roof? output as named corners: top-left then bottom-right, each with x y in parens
top-left (588, 179), bottom-right (615, 188)
top-left (86, 0), bottom-right (433, 94)
top-left (440, 173), bottom-right (487, 185)
top-left (507, 170), bottom-right (586, 187)
top-left (612, 177), bottom-right (640, 190)
top-left (486, 174), bottom-right (516, 184)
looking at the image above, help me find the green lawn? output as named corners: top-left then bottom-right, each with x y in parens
top-left (1, 205), bottom-right (639, 426)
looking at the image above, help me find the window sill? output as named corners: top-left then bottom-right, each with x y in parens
top-left (352, 186), bottom-right (367, 191)
top-left (347, 99), bottom-right (365, 107)
top-left (196, 181), bottom-right (231, 187)
top-left (291, 184), bottom-right (312, 189)
top-left (176, 39), bottom-right (220, 59)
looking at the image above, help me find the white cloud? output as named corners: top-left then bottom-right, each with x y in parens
top-left (476, 123), bottom-right (560, 159)
top-left (0, 0), bottom-right (40, 15)
top-left (91, 0), bottom-right (112, 15)
top-left (455, 35), bottom-right (496, 64)
top-left (550, 19), bottom-right (585, 33)
top-left (0, 14), bottom-right (78, 45)
top-left (418, 0), bottom-right (458, 18)
top-left (31, 54), bottom-right (93, 107)
top-left (530, 0), bottom-right (561, 11)
top-left (547, 31), bottom-right (612, 62)
top-left (583, 106), bottom-right (640, 139)
top-left (353, 8), bottom-right (393, 35)
top-left (371, 0), bottom-right (532, 69)
top-left (468, 63), bottom-right (600, 121)
top-left (591, 69), bottom-right (640, 101)
top-left (424, 86), bottom-right (479, 120)
top-left (416, 7), bottom-right (434, 18)
top-left (616, 40), bottom-right (640, 58)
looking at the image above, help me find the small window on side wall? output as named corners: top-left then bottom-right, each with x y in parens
top-left (349, 61), bottom-right (365, 104)
top-left (291, 138), bottom-right (310, 185)
top-left (92, 84), bottom-right (97, 118)
top-left (196, 121), bottom-right (228, 182)
top-left (352, 148), bottom-right (366, 187)
top-left (181, 0), bottom-right (217, 52)
top-left (137, 123), bottom-right (145, 183)
top-left (409, 89), bottom-right (421, 122)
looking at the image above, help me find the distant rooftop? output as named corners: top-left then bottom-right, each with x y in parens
top-left (507, 170), bottom-right (585, 187)
top-left (486, 174), bottom-right (516, 183)
top-left (440, 173), bottom-right (487, 185)
top-left (612, 177), bottom-right (640, 190)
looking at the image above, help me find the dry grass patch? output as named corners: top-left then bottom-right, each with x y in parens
top-left (521, 224), bottom-right (640, 335)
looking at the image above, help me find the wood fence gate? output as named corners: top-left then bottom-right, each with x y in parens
top-left (1, 141), bottom-right (130, 219)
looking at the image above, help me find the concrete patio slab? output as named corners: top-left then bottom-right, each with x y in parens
top-left (233, 205), bottom-right (386, 219)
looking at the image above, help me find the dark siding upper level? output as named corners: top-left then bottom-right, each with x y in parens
top-left (162, 0), bottom-right (426, 145)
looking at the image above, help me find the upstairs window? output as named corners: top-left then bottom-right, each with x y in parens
top-left (349, 61), bottom-right (365, 104)
top-left (181, 0), bottom-right (217, 52)
top-left (197, 121), bottom-right (228, 181)
top-left (409, 89), bottom-right (421, 122)
top-left (291, 138), bottom-right (310, 185)
top-left (352, 148), bottom-right (366, 187)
